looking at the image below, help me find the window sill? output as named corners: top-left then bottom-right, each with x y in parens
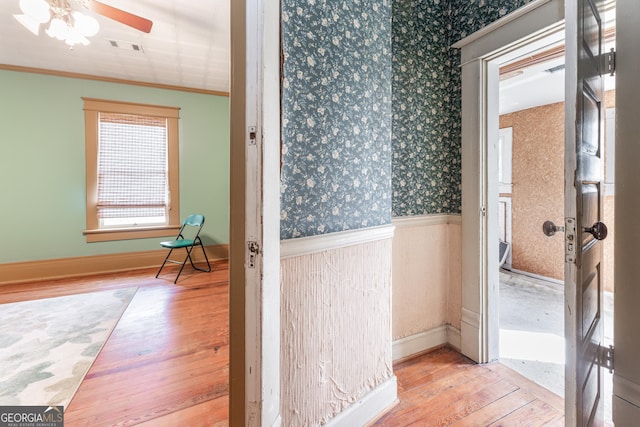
top-left (84, 225), bottom-right (181, 243)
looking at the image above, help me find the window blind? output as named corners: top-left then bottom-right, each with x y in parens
top-left (97, 112), bottom-right (168, 221)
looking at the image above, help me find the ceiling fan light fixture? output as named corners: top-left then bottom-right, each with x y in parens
top-left (19, 0), bottom-right (50, 23)
top-left (65, 29), bottom-right (89, 46)
top-left (46, 16), bottom-right (68, 40)
top-left (72, 11), bottom-right (99, 37)
top-left (15, 0), bottom-right (100, 47)
top-left (13, 13), bottom-right (41, 35)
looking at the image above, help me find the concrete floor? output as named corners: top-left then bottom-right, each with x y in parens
top-left (499, 269), bottom-right (613, 421)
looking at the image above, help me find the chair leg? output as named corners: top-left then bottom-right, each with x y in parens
top-left (188, 242), bottom-right (211, 273)
top-left (158, 242), bottom-right (212, 284)
top-left (200, 243), bottom-right (212, 272)
top-left (156, 248), bottom-right (174, 278)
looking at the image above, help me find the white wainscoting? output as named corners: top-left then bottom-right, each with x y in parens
top-left (391, 214), bottom-right (462, 359)
top-left (280, 225), bottom-right (397, 426)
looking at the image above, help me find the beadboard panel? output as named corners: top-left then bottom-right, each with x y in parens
top-left (280, 235), bottom-right (394, 425)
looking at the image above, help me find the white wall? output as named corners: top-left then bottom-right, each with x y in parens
top-left (613, 0), bottom-right (640, 422)
top-left (391, 215), bottom-right (462, 360)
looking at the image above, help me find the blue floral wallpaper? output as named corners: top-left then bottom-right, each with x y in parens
top-left (391, 0), bottom-right (458, 216)
top-left (280, 0), bottom-right (533, 238)
top-left (281, 0), bottom-right (393, 239)
top-left (391, 0), bottom-right (533, 217)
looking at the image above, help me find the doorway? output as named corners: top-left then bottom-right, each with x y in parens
top-left (492, 25), bottom-right (616, 422)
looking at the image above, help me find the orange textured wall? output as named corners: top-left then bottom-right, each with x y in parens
top-left (500, 90), bottom-right (615, 290)
top-left (500, 102), bottom-right (565, 281)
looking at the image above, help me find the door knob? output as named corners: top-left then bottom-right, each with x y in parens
top-left (584, 221), bottom-right (608, 240)
top-left (543, 220), bottom-right (565, 237)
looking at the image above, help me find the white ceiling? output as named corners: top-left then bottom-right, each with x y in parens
top-left (499, 50), bottom-right (616, 116)
top-left (0, 0), bottom-right (229, 93)
top-left (500, 8), bottom-right (616, 116)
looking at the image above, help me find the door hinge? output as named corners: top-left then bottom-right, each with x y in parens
top-left (481, 206), bottom-right (486, 217)
top-left (601, 344), bottom-right (614, 373)
top-left (604, 48), bottom-right (616, 76)
top-left (565, 218), bottom-right (576, 263)
top-left (247, 241), bottom-right (260, 269)
top-left (248, 126), bottom-right (257, 146)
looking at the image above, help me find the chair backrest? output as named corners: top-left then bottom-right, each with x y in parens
top-left (184, 214), bottom-right (205, 227)
top-left (177, 214), bottom-right (205, 241)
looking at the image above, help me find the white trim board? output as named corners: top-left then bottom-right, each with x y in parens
top-left (452, 0), bottom-right (553, 49)
top-left (456, 0), bottom-right (565, 364)
top-left (280, 224), bottom-right (395, 259)
top-left (393, 327), bottom-right (448, 362)
top-left (325, 376), bottom-right (398, 427)
top-left (392, 213), bottom-right (461, 228)
top-left (392, 325), bottom-right (462, 362)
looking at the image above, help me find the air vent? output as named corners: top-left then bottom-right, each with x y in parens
top-left (109, 40), bottom-right (144, 53)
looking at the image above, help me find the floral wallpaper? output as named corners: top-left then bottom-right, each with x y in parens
top-left (280, 0), bottom-right (393, 239)
top-left (391, 0), bottom-right (533, 217)
top-left (280, 0), bottom-right (534, 238)
top-left (391, 0), bottom-right (458, 216)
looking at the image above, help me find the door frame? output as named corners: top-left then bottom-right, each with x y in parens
top-left (453, 0), bottom-right (565, 363)
top-left (229, 0), bottom-right (282, 425)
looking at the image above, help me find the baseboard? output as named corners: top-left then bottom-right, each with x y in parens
top-left (325, 376), bottom-right (397, 427)
top-left (393, 327), bottom-right (447, 361)
top-left (507, 267), bottom-right (563, 286)
top-left (0, 244), bottom-right (228, 285)
top-left (447, 325), bottom-right (461, 351)
top-left (392, 325), bottom-right (461, 362)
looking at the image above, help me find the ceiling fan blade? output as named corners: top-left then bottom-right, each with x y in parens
top-left (87, 1), bottom-right (153, 33)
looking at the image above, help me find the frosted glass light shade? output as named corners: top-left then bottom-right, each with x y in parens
top-left (13, 14), bottom-right (41, 35)
top-left (46, 17), bottom-right (68, 40)
top-left (65, 27), bottom-right (90, 46)
top-left (72, 11), bottom-right (99, 37)
top-left (19, 0), bottom-right (50, 23)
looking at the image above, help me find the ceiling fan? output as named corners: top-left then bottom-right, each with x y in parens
top-left (14, 0), bottom-right (153, 47)
top-left (83, 0), bottom-right (153, 33)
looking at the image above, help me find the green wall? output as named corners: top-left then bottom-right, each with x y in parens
top-left (0, 69), bottom-right (229, 263)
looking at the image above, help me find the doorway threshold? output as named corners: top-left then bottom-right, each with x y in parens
top-left (498, 269), bottom-right (613, 422)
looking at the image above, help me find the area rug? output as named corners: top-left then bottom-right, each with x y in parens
top-left (0, 287), bottom-right (137, 409)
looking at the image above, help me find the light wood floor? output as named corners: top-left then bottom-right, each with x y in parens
top-left (374, 347), bottom-right (564, 426)
top-left (0, 262), bottom-right (230, 426)
top-left (1, 263), bottom-right (566, 426)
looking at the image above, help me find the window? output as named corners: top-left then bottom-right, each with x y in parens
top-left (83, 98), bottom-right (181, 242)
top-left (498, 127), bottom-right (513, 194)
top-left (605, 108), bottom-right (615, 195)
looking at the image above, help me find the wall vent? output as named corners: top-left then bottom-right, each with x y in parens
top-left (109, 40), bottom-right (145, 53)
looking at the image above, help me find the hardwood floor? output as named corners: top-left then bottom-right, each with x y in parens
top-left (0, 262), bottom-right (229, 427)
top-left (374, 347), bottom-right (564, 426)
top-left (2, 263), bottom-right (566, 426)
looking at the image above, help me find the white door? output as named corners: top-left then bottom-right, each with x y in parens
top-left (564, 0), bottom-right (608, 424)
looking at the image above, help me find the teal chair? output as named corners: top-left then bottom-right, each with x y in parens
top-left (156, 214), bottom-right (212, 283)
